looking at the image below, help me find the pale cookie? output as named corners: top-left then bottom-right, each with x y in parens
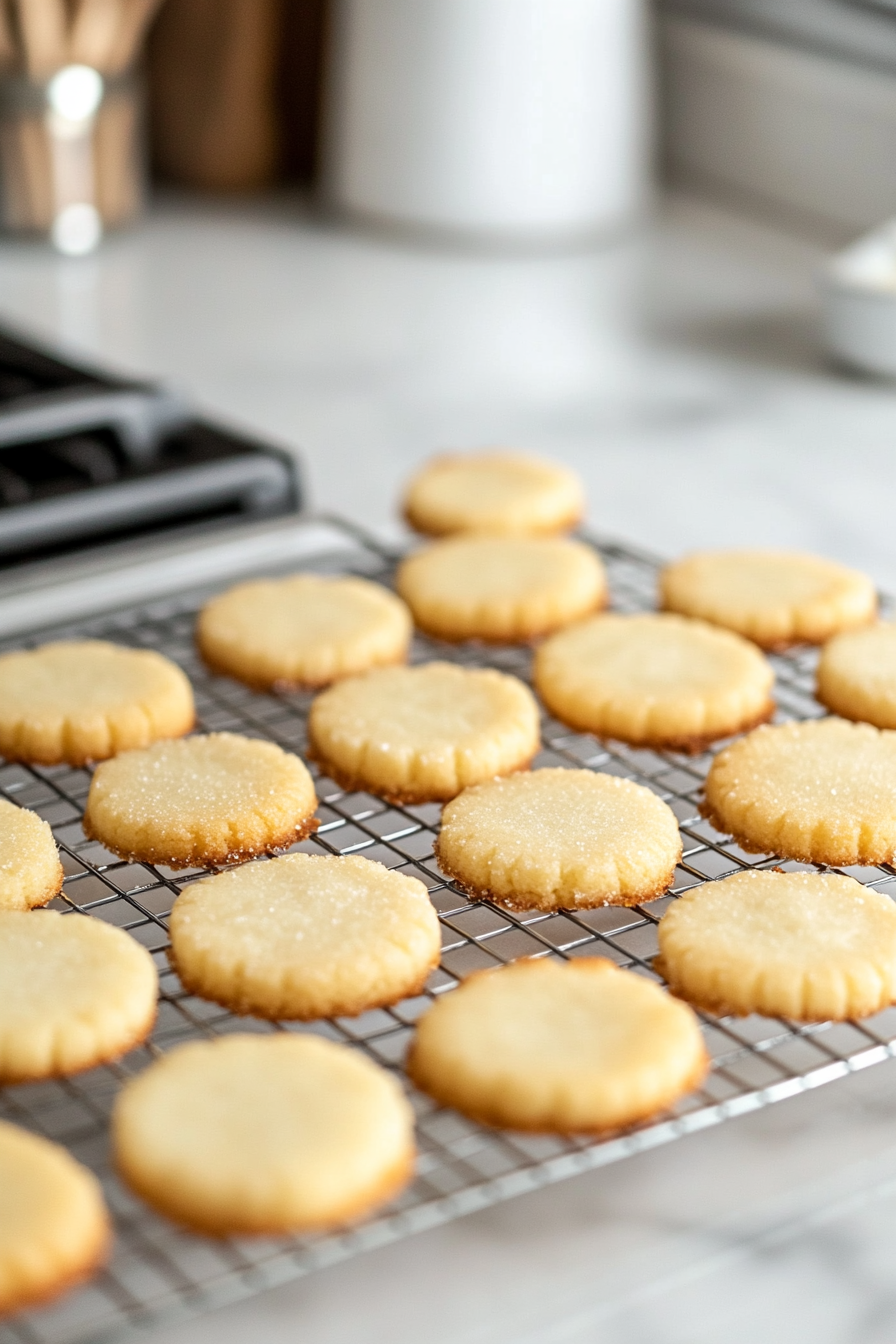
top-left (407, 958), bottom-right (707, 1133)
top-left (437, 768), bottom-right (681, 911)
top-left (0, 799), bottom-right (62, 911)
top-left (703, 717), bottom-right (896, 866)
top-left (403, 451), bottom-right (584, 537)
top-left (83, 732), bottom-right (318, 868)
top-left (660, 550), bottom-right (877, 650)
top-left (169, 853), bottom-right (441, 1019)
top-left (197, 574), bottom-right (412, 691)
top-left (396, 536), bottom-right (606, 643)
top-left (113, 1034), bottom-right (415, 1236)
top-left (816, 623), bottom-right (896, 728)
top-left (534, 612), bottom-right (774, 751)
top-left (0, 1121), bottom-right (110, 1317)
top-left (0, 640), bottom-right (194, 766)
top-left (0, 911), bottom-right (157, 1083)
top-left (658, 869), bottom-right (896, 1021)
top-left (308, 662), bottom-right (540, 803)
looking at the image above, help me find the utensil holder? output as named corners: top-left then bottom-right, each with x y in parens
top-left (0, 64), bottom-right (144, 253)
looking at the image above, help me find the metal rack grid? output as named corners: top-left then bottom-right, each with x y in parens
top-left (4, 514), bottom-right (896, 1344)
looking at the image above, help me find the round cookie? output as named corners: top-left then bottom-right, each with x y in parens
top-left (0, 1121), bottom-right (110, 1316)
top-left (534, 612), bottom-right (774, 751)
top-left (403, 451), bottom-right (584, 538)
top-left (658, 869), bottom-right (896, 1021)
top-left (113, 1034), bottom-right (415, 1236)
top-left (816, 623), bottom-right (896, 728)
top-left (437, 768), bottom-right (681, 910)
top-left (0, 799), bottom-right (63, 911)
top-left (308, 662), bottom-right (540, 803)
top-left (407, 958), bottom-right (707, 1133)
top-left (703, 717), bottom-right (896, 866)
top-left (0, 910), bottom-right (157, 1083)
top-left (83, 732), bottom-right (318, 868)
top-left (396, 536), bottom-right (606, 643)
top-left (660, 550), bottom-right (877, 650)
top-left (0, 640), bottom-right (195, 766)
top-left (197, 574), bottom-right (412, 691)
top-left (169, 853), bottom-right (441, 1019)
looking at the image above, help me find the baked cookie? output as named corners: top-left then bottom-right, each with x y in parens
top-left (0, 911), bottom-right (157, 1083)
top-left (113, 1034), bottom-right (415, 1236)
top-left (407, 958), bottom-right (707, 1133)
top-left (396, 536), bottom-right (606, 643)
top-left (660, 550), bottom-right (877, 650)
top-left (0, 799), bottom-right (63, 911)
top-left (658, 869), bottom-right (896, 1021)
top-left (534, 612), bottom-right (774, 751)
top-left (436, 768), bottom-right (681, 910)
top-left (403, 451), bottom-right (584, 538)
top-left (169, 853), bottom-right (441, 1019)
top-left (0, 1121), bottom-right (110, 1317)
top-left (0, 640), bottom-right (194, 766)
top-left (197, 574), bottom-right (412, 691)
top-left (308, 662), bottom-right (540, 803)
top-left (816, 623), bottom-right (896, 728)
top-left (703, 717), bottom-right (896, 866)
top-left (83, 732), bottom-right (318, 868)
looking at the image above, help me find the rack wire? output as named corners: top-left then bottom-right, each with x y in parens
top-left (3, 514), bottom-right (896, 1344)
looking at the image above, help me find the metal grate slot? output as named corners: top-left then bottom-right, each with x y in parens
top-left (2, 515), bottom-right (895, 1344)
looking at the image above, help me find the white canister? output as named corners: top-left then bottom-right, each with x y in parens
top-left (321, 0), bottom-right (653, 242)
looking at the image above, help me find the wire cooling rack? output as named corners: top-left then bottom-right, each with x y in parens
top-left (4, 514), bottom-right (896, 1344)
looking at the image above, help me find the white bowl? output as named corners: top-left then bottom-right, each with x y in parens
top-left (821, 220), bottom-right (896, 377)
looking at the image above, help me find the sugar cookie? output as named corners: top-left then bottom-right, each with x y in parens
top-left (308, 662), bottom-right (540, 803)
top-left (407, 959), bottom-right (707, 1133)
top-left (0, 1121), bottom-right (110, 1317)
top-left (0, 799), bottom-right (62, 911)
top-left (113, 1034), bottom-right (415, 1236)
top-left (437, 768), bottom-right (681, 910)
top-left (816, 623), bottom-right (896, 728)
top-left (534, 612), bottom-right (774, 751)
top-left (658, 869), bottom-right (896, 1021)
top-left (403, 451), bottom-right (584, 538)
top-left (197, 574), bottom-right (412, 690)
top-left (83, 732), bottom-right (318, 868)
top-left (396, 536), bottom-right (606, 643)
top-left (661, 550), bottom-right (877, 649)
top-left (0, 640), bottom-right (194, 766)
top-left (169, 853), bottom-right (441, 1019)
top-left (703, 717), bottom-right (896, 866)
top-left (0, 911), bottom-right (157, 1083)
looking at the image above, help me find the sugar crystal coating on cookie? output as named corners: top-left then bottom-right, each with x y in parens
top-left (0, 639), bottom-right (195, 765)
top-left (396, 535), bottom-right (606, 642)
top-left (534, 612), bottom-right (774, 750)
top-left (703, 717), bottom-right (896, 866)
top-left (83, 732), bottom-right (318, 868)
top-left (407, 958), bottom-right (707, 1133)
top-left (403, 451), bottom-right (584, 537)
top-left (437, 768), bottom-right (681, 910)
top-left (0, 798), bottom-right (63, 911)
top-left (0, 911), bottom-right (157, 1083)
top-left (113, 1034), bottom-right (415, 1235)
top-left (661, 550), bottom-right (876, 649)
top-left (0, 1120), bottom-right (110, 1316)
top-left (816, 622), bottom-right (896, 728)
top-left (308, 661), bottom-right (540, 802)
top-left (197, 574), bottom-right (412, 690)
top-left (658, 869), bottom-right (896, 1021)
top-left (169, 853), bottom-right (441, 1019)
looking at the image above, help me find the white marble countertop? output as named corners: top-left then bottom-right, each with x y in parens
top-left (3, 193), bottom-right (896, 1344)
